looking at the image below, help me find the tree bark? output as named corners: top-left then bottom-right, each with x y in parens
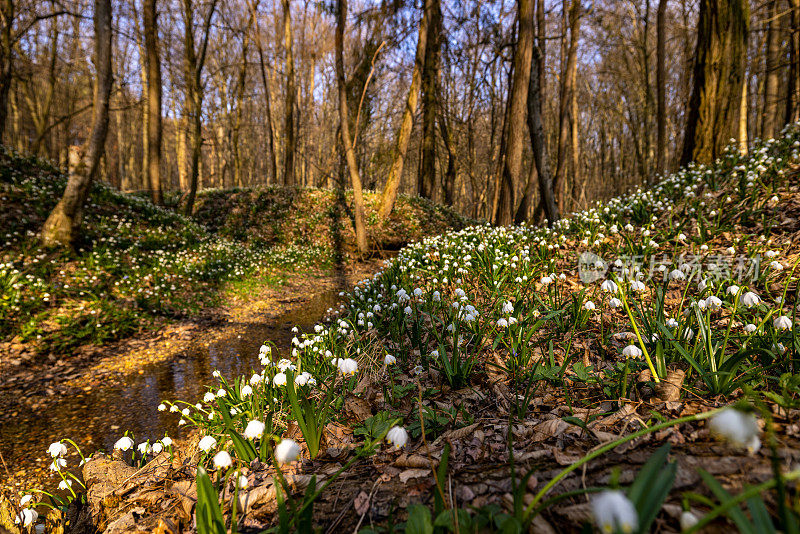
top-left (739, 74), bottom-right (748, 154)
top-left (553, 0), bottom-right (580, 214)
top-left (182, 0), bottom-right (217, 216)
top-left (143, 0), bottom-right (163, 204)
top-left (417, 0), bottom-right (442, 200)
top-left (681, 0), bottom-right (749, 166)
top-left (282, 0), bottom-right (296, 186)
top-left (378, 0), bottom-right (432, 220)
top-left (495, 0), bottom-right (534, 226)
top-left (335, 0), bottom-right (368, 256)
top-left (528, 44), bottom-right (558, 225)
top-left (787, 0), bottom-right (800, 125)
top-left (247, 0), bottom-right (277, 186)
top-left (656, 0), bottom-right (667, 176)
top-left (41, 0), bottom-right (112, 248)
top-left (761, 0), bottom-right (780, 140)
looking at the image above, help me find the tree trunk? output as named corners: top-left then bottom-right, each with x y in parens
top-left (335, 0), bottom-right (368, 256)
top-left (786, 0), bottom-right (800, 125)
top-left (553, 0), bottom-right (580, 214)
top-left (739, 74), bottom-right (748, 154)
top-left (247, 0), bottom-right (278, 186)
top-left (761, 0), bottom-right (780, 140)
top-left (378, 0), bottom-right (432, 220)
top-left (417, 0), bottom-right (442, 200)
top-left (495, 0), bottom-right (534, 226)
top-left (182, 0), bottom-right (217, 216)
top-left (282, 0), bottom-right (296, 186)
top-left (0, 0), bottom-right (14, 144)
top-left (144, 0), bottom-right (163, 204)
top-left (528, 44), bottom-right (559, 225)
top-left (656, 0), bottom-right (667, 176)
top-left (681, 0), bottom-right (749, 166)
top-left (41, 0), bottom-right (112, 248)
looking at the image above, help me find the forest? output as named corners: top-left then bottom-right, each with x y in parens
top-left (1, 0), bottom-right (800, 533)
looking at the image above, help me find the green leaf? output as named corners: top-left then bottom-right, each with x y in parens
top-left (406, 505), bottom-right (434, 534)
top-left (195, 467), bottom-right (225, 534)
top-left (434, 509), bottom-right (472, 532)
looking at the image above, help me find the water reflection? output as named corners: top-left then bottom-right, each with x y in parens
top-left (0, 288), bottom-right (342, 480)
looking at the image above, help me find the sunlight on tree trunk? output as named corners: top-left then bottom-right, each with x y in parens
top-left (41, 0), bottom-right (112, 248)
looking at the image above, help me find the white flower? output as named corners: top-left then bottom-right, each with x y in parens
top-left (213, 450), bottom-right (233, 469)
top-left (496, 318), bottom-right (508, 328)
top-left (770, 261), bottom-right (784, 271)
top-left (774, 315), bottom-right (793, 331)
top-left (274, 438), bottom-right (301, 464)
top-left (212, 370), bottom-right (221, 378)
top-left (584, 300), bottom-right (596, 311)
top-left (58, 479), bottom-right (73, 490)
top-left (237, 475), bottom-right (249, 490)
top-left (705, 296), bottom-right (722, 311)
top-left (609, 297), bottom-right (622, 308)
top-left (15, 508), bottom-right (38, 527)
top-left (592, 490), bottom-right (638, 534)
top-left (386, 426), bottom-right (409, 448)
top-left (48, 441), bottom-right (67, 458)
top-left (152, 442), bottom-right (164, 454)
top-left (216, 388), bottom-right (226, 397)
top-left (198, 435), bottom-right (218, 452)
top-left (666, 318), bottom-right (679, 328)
top-left (244, 420), bottom-right (265, 440)
top-left (680, 510), bottom-right (699, 530)
top-left (161, 436), bottom-right (173, 447)
top-left (540, 276), bottom-right (553, 286)
top-left (622, 345), bottom-right (642, 359)
top-left (157, 403), bottom-right (166, 411)
top-left (249, 373), bottom-right (262, 385)
top-left (49, 458), bottom-right (66, 471)
top-left (181, 408), bottom-right (190, 416)
top-left (338, 358), bottom-right (358, 376)
top-left (412, 365), bottom-right (424, 375)
top-left (203, 392), bottom-right (216, 403)
top-left (709, 407), bottom-right (761, 453)
top-left (601, 280), bottom-right (618, 293)
top-left (240, 385), bottom-right (253, 397)
top-left (19, 495), bottom-right (33, 507)
top-left (114, 436), bottom-right (134, 451)
top-left (744, 323), bottom-right (757, 333)
top-left (294, 372), bottom-right (313, 386)
top-left (137, 442), bottom-right (151, 455)
top-left (741, 291), bottom-right (760, 307)
top-left (384, 354), bottom-right (397, 365)
top-left (726, 285), bottom-right (740, 296)
top-left (273, 372), bottom-right (287, 387)
top-left (669, 269), bottom-right (685, 281)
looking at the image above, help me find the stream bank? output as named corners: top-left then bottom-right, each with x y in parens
top-left (0, 260), bottom-right (385, 493)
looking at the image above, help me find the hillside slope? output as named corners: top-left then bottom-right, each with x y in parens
top-left (48, 126), bottom-right (800, 533)
top-left (0, 149), bottom-right (470, 354)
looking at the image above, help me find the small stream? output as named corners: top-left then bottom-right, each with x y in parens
top-left (0, 288), bottom-right (342, 486)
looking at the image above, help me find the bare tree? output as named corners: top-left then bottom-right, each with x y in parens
top-left (282, 0), bottom-right (296, 186)
top-left (182, 0), bottom-right (217, 216)
top-left (144, 0), bottom-right (162, 204)
top-left (553, 0), bottom-right (581, 213)
top-left (335, 0), bottom-right (367, 255)
top-left (761, 0), bottom-right (780, 140)
top-left (41, 0), bottom-right (112, 247)
top-left (656, 0), bottom-right (667, 176)
top-left (681, 0), bottom-right (749, 166)
top-left (494, 0), bottom-right (533, 226)
top-left (378, 0), bottom-right (432, 220)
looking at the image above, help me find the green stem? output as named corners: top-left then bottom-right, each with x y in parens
top-left (616, 280), bottom-right (660, 383)
top-left (524, 407), bottom-right (723, 518)
top-left (685, 469), bottom-right (800, 533)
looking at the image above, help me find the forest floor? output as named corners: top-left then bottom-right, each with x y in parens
top-left (5, 132), bottom-right (800, 533)
top-left (0, 259), bottom-right (387, 495)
